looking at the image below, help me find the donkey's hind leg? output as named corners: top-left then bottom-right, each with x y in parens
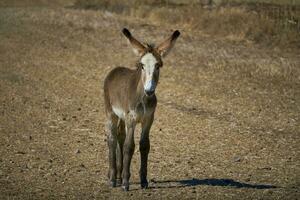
top-left (122, 119), bottom-right (136, 191)
top-left (116, 119), bottom-right (125, 185)
top-left (106, 114), bottom-right (118, 187)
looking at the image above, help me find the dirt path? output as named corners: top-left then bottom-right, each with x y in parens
top-left (0, 6), bottom-right (299, 199)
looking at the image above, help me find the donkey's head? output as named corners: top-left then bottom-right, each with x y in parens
top-left (122, 28), bottom-right (180, 97)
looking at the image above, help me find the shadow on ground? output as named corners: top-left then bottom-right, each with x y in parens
top-left (146, 178), bottom-right (277, 190)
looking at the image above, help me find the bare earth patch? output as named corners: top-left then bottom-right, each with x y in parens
top-left (0, 3), bottom-right (299, 200)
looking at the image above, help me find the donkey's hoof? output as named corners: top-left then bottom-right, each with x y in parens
top-left (122, 185), bottom-right (129, 191)
top-left (116, 178), bottom-right (122, 186)
top-left (141, 181), bottom-right (148, 189)
top-left (109, 180), bottom-right (117, 188)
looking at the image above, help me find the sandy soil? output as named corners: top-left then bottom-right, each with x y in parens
top-left (0, 3), bottom-right (299, 200)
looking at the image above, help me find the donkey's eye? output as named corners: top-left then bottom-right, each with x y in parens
top-left (139, 63), bottom-right (144, 70)
top-left (155, 63), bottom-right (160, 70)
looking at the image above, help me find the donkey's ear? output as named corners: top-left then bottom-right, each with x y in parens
top-left (122, 28), bottom-right (146, 56)
top-left (156, 30), bottom-right (180, 57)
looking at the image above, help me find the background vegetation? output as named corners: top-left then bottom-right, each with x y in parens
top-left (72, 0), bottom-right (300, 48)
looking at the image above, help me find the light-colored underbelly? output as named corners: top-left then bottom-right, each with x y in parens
top-left (112, 105), bottom-right (150, 122)
top-left (112, 106), bottom-right (126, 120)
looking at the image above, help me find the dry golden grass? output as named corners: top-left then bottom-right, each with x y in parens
top-left (73, 0), bottom-right (300, 49)
top-left (222, 0), bottom-right (300, 5)
top-left (0, 0), bottom-right (75, 7)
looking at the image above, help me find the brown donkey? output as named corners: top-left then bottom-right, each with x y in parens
top-left (104, 28), bottom-right (180, 191)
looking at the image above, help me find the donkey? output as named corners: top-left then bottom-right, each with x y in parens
top-left (104, 28), bottom-right (180, 191)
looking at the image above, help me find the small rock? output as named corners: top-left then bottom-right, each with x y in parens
top-left (233, 156), bottom-right (241, 162)
top-left (75, 149), bottom-right (81, 154)
top-left (150, 178), bottom-right (156, 183)
top-left (260, 167), bottom-right (272, 170)
top-left (80, 163), bottom-right (85, 168)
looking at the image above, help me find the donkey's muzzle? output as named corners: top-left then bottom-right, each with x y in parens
top-left (145, 90), bottom-right (155, 96)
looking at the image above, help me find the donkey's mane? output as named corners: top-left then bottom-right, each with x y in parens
top-left (145, 43), bottom-right (155, 50)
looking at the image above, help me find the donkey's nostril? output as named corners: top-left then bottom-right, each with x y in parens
top-left (145, 90), bottom-right (155, 96)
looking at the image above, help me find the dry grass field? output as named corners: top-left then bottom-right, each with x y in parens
top-left (0, 0), bottom-right (299, 199)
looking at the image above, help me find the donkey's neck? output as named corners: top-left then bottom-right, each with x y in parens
top-left (135, 67), bottom-right (145, 101)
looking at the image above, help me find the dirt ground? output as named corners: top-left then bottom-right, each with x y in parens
top-left (0, 2), bottom-right (299, 200)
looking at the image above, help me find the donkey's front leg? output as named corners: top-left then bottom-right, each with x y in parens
top-left (140, 114), bottom-right (154, 189)
top-left (107, 116), bottom-right (118, 187)
top-left (122, 121), bottom-right (136, 191)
